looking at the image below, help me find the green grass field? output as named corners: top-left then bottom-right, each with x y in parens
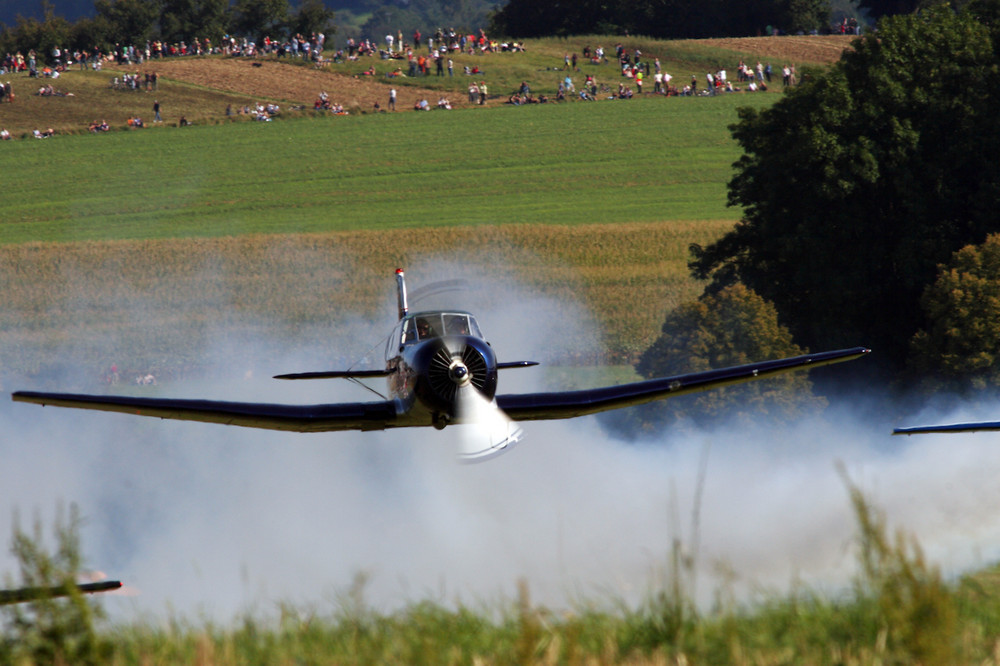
top-left (2, 94), bottom-right (770, 243)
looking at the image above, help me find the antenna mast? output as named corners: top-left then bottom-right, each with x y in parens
top-left (395, 268), bottom-right (408, 320)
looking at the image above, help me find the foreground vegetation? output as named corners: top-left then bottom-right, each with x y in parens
top-left (8, 479), bottom-right (1000, 665)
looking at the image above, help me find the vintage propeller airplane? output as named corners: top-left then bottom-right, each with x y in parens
top-left (13, 269), bottom-right (869, 461)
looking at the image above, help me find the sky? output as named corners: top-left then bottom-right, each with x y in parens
top-left (3, 260), bottom-right (1000, 626)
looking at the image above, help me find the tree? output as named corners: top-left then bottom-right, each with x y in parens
top-left (160, 0), bottom-right (229, 45)
top-left (690, 6), bottom-right (1000, 380)
top-left (782, 0), bottom-right (831, 32)
top-left (93, 0), bottom-right (158, 45)
top-left (288, 0), bottom-right (334, 40)
top-left (622, 284), bottom-right (823, 432)
top-left (67, 15), bottom-right (114, 52)
top-left (0, 504), bottom-right (109, 665)
top-left (909, 234), bottom-right (1000, 393)
top-left (231, 0), bottom-right (290, 42)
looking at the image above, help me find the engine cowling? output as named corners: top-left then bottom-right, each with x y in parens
top-left (414, 337), bottom-right (498, 422)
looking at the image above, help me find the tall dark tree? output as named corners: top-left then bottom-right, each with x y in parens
top-left (67, 15), bottom-right (113, 51)
top-left (288, 0), bottom-right (334, 40)
top-left (857, 0), bottom-right (919, 20)
top-left (93, 0), bottom-right (158, 44)
top-left (231, 0), bottom-right (290, 41)
top-left (690, 6), bottom-right (1000, 379)
top-left (160, 0), bottom-right (229, 44)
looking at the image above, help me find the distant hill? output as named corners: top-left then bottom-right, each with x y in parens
top-left (0, 0), bottom-right (94, 27)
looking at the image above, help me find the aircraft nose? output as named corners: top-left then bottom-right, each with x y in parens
top-left (450, 362), bottom-right (470, 385)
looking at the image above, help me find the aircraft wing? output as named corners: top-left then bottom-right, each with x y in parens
top-left (0, 581), bottom-right (122, 605)
top-left (893, 421), bottom-right (1000, 435)
top-left (496, 347), bottom-right (869, 421)
top-left (11, 392), bottom-right (400, 433)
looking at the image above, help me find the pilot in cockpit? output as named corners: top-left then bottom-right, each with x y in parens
top-left (416, 317), bottom-right (436, 339)
top-left (445, 315), bottom-right (470, 335)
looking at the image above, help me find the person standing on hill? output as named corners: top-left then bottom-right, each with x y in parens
top-left (153, 99), bottom-right (162, 122)
top-left (389, 87), bottom-right (396, 111)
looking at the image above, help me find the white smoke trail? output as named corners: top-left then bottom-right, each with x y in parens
top-left (3, 259), bottom-right (1000, 625)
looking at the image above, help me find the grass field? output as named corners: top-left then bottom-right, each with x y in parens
top-left (2, 93), bottom-right (772, 243)
top-left (1, 87), bottom-right (773, 376)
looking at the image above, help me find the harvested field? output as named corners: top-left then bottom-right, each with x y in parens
top-left (691, 34), bottom-right (856, 64)
top-left (137, 57), bottom-right (470, 111)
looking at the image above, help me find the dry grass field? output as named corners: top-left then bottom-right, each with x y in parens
top-left (0, 221), bottom-right (732, 382)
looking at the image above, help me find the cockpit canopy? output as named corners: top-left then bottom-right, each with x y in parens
top-left (388, 311), bottom-right (484, 358)
top-left (405, 311), bottom-right (482, 342)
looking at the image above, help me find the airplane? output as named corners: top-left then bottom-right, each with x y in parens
top-left (13, 269), bottom-right (870, 461)
top-left (893, 420), bottom-right (1000, 435)
top-left (0, 580), bottom-right (122, 606)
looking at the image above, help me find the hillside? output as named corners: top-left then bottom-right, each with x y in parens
top-left (0, 35), bottom-right (854, 137)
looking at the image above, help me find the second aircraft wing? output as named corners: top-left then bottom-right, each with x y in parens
top-left (893, 421), bottom-right (1000, 435)
top-left (496, 347), bottom-right (869, 422)
top-left (11, 392), bottom-right (400, 433)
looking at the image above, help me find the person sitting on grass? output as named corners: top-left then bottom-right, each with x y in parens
top-left (0, 127), bottom-right (10, 140)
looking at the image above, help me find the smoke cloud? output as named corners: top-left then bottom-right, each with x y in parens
top-left (3, 257), bottom-right (1000, 624)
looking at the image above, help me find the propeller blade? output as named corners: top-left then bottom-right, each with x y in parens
top-left (454, 383), bottom-right (522, 463)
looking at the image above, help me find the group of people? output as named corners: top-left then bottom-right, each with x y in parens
top-left (314, 92), bottom-right (347, 114)
top-left (110, 71), bottom-right (158, 91)
top-left (35, 83), bottom-right (72, 96)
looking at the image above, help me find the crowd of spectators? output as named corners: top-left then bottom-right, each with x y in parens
top-left (0, 21), bottom-right (822, 141)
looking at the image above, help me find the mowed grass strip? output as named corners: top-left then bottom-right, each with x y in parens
top-left (1, 93), bottom-right (770, 243)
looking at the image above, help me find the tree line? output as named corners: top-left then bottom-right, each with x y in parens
top-left (488, 0), bottom-right (837, 39)
top-left (629, 0), bottom-right (1000, 432)
top-left (0, 0), bottom-right (335, 61)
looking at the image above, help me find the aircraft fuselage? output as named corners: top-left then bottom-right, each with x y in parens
top-left (384, 310), bottom-right (499, 429)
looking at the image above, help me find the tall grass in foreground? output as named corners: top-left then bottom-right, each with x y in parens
top-left (10, 476), bottom-right (998, 665)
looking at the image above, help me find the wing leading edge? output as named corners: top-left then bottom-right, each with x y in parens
top-left (11, 392), bottom-right (399, 433)
top-left (0, 581), bottom-right (122, 605)
top-left (496, 347), bottom-right (870, 422)
top-left (893, 421), bottom-right (1000, 435)
top-left (12, 347), bottom-right (868, 433)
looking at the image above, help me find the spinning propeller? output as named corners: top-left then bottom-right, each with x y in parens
top-left (438, 336), bottom-right (522, 462)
